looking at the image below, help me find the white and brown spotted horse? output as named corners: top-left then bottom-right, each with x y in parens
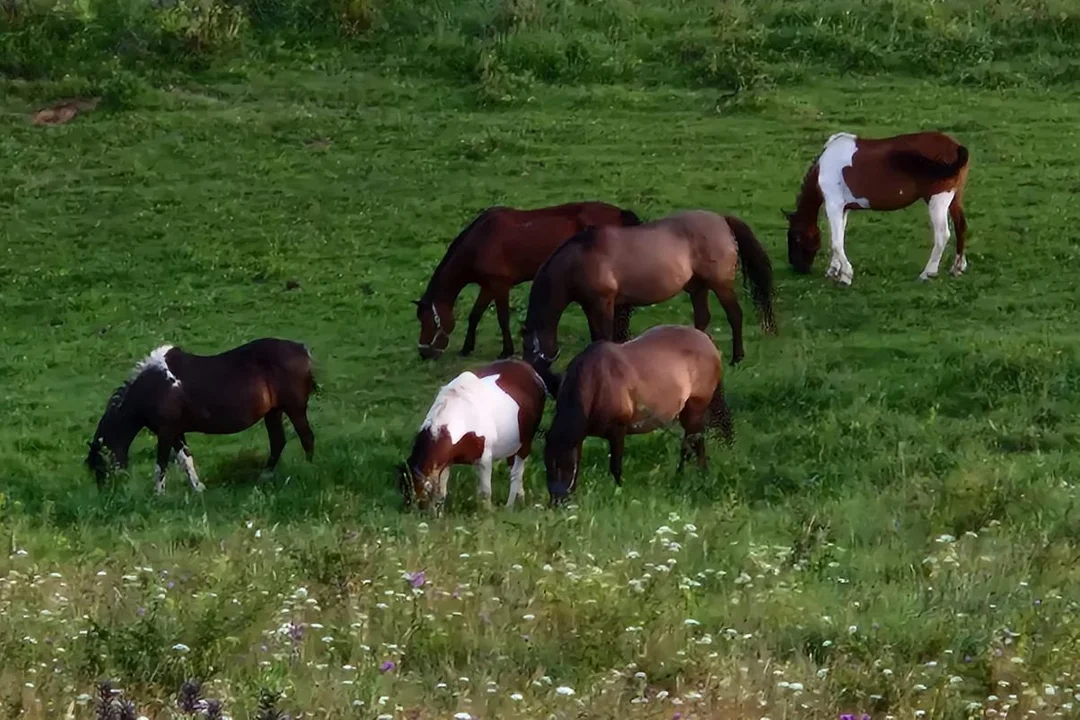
top-left (400, 359), bottom-right (547, 511)
top-left (785, 131), bottom-right (970, 285)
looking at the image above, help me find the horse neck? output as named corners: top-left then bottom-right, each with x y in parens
top-left (424, 247), bottom-right (473, 312)
top-left (527, 255), bottom-right (573, 337)
top-left (548, 367), bottom-right (590, 449)
top-left (95, 395), bottom-right (143, 463)
top-left (794, 163), bottom-right (823, 227)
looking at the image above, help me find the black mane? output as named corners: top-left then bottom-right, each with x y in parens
top-left (420, 208), bottom-right (499, 301)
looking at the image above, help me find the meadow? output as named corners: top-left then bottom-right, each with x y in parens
top-left (3, 1), bottom-right (1080, 719)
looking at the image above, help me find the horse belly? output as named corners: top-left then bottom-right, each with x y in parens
top-left (616, 259), bottom-right (692, 305)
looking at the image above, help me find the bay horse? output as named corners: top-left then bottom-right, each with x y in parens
top-left (543, 325), bottom-right (733, 504)
top-left (521, 210), bottom-right (776, 370)
top-left (414, 201), bottom-right (641, 360)
top-left (785, 131), bottom-right (970, 285)
top-left (399, 359), bottom-right (547, 512)
top-left (86, 339), bottom-right (317, 493)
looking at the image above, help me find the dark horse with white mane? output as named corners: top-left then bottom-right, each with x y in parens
top-left (543, 325), bottom-right (733, 504)
top-left (522, 210), bottom-right (775, 369)
top-left (86, 338), bottom-right (317, 493)
top-left (785, 131), bottom-right (970, 285)
top-left (414, 201), bottom-right (641, 360)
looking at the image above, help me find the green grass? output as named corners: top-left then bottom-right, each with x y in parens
top-left (3, 60), bottom-right (1080, 719)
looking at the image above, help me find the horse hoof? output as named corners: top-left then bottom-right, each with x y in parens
top-left (459, 348), bottom-right (473, 357)
top-left (730, 355), bottom-right (744, 367)
top-left (192, 482), bottom-right (206, 493)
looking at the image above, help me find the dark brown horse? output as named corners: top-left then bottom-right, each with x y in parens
top-left (522, 210), bottom-right (776, 369)
top-left (543, 325), bottom-right (733, 504)
top-left (399, 359), bottom-right (547, 512)
top-left (785, 131), bottom-right (970, 285)
top-left (415, 201), bottom-right (641, 360)
top-left (86, 339), bottom-right (317, 493)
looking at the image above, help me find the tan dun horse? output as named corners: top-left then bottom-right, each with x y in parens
top-left (415, 201), bottom-right (641, 360)
top-left (86, 339), bottom-right (317, 493)
top-left (543, 325), bottom-right (733, 504)
top-left (785, 131), bottom-right (970, 285)
top-left (522, 210), bottom-right (775, 368)
top-left (400, 359), bottom-right (547, 512)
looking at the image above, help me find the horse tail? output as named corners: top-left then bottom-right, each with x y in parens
top-left (889, 144), bottom-right (969, 181)
top-left (619, 208), bottom-right (643, 227)
top-left (705, 380), bottom-right (734, 446)
top-left (725, 215), bottom-right (777, 335)
top-left (613, 304), bottom-right (634, 343)
top-left (301, 343), bottom-right (319, 395)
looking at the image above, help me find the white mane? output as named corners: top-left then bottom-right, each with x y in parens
top-left (825, 131), bottom-right (857, 148)
top-left (131, 344), bottom-right (180, 386)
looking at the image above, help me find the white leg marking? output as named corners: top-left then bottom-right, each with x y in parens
top-left (153, 464), bottom-right (167, 494)
top-left (506, 455), bottom-right (526, 508)
top-left (476, 454), bottom-right (493, 509)
top-left (437, 468), bottom-right (450, 503)
top-left (825, 203), bottom-right (853, 286)
top-left (920, 190), bottom-right (956, 281)
top-left (178, 448), bottom-right (205, 492)
top-left (950, 253), bottom-right (968, 276)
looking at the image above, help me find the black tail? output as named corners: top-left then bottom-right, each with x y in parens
top-left (302, 344), bottom-right (319, 394)
top-left (706, 382), bottom-right (734, 446)
top-left (889, 145), bottom-right (969, 181)
top-left (613, 304), bottom-right (634, 342)
top-left (725, 215), bottom-right (777, 335)
top-left (619, 209), bottom-right (643, 227)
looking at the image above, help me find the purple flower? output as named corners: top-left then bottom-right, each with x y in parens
top-left (136, 607), bottom-right (146, 617)
top-left (288, 622), bottom-right (305, 643)
top-left (673, 714), bottom-right (683, 720)
top-left (964, 655), bottom-right (973, 663)
top-left (380, 660), bottom-right (396, 673)
top-left (408, 571), bottom-right (426, 589)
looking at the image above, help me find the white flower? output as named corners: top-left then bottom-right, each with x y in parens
top-left (555, 686), bottom-right (575, 696)
top-left (848, 625), bottom-right (858, 634)
top-left (936, 534), bottom-right (956, 543)
top-left (655, 526), bottom-right (676, 536)
top-left (454, 714), bottom-right (472, 720)
top-left (683, 619), bottom-right (700, 626)
top-left (949, 676), bottom-right (963, 685)
top-left (683, 523), bottom-right (697, 533)
top-left (634, 672), bottom-right (646, 679)
top-left (1011, 657), bottom-right (1025, 664)
top-left (789, 682), bottom-right (804, 692)
top-left (172, 643), bottom-right (190, 653)
top-left (522, 614), bottom-right (535, 621)
top-left (914, 684), bottom-right (928, 692)
top-left (626, 550), bottom-right (641, 559)
top-left (510, 693), bottom-right (523, 701)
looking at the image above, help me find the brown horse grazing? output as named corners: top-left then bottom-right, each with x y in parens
top-left (399, 360), bottom-right (547, 512)
top-left (521, 210), bottom-right (776, 369)
top-left (785, 131), bottom-right (970, 286)
top-left (543, 325), bottom-right (733, 504)
top-left (414, 201), bottom-right (641, 360)
top-left (86, 339), bottom-right (317, 493)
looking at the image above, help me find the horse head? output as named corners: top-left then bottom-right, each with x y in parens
top-left (543, 439), bottom-right (581, 505)
top-left (783, 209), bottom-right (821, 274)
top-left (415, 299), bottom-right (451, 360)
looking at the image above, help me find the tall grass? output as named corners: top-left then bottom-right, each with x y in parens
top-left (3, 0), bottom-right (1080, 93)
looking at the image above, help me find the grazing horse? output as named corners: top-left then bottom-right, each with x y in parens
top-left (414, 201), bottom-right (641, 360)
top-left (400, 359), bottom-right (547, 512)
top-left (785, 131), bottom-right (970, 285)
top-left (86, 339), bottom-right (317, 493)
top-left (543, 325), bottom-right (733, 504)
top-left (521, 210), bottom-right (776, 369)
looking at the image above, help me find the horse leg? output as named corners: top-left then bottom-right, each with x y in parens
top-left (583, 297), bottom-right (616, 342)
top-left (920, 190), bottom-right (955, 281)
top-left (688, 283), bottom-right (711, 333)
top-left (948, 196), bottom-right (969, 276)
top-left (608, 429), bottom-right (626, 486)
top-left (261, 409), bottom-right (286, 480)
top-left (506, 455), bottom-right (526, 508)
top-left (678, 399), bottom-right (709, 473)
top-left (153, 434), bottom-right (174, 495)
top-left (475, 453), bottom-right (494, 510)
top-left (174, 435), bottom-right (205, 492)
top-left (284, 406), bottom-right (315, 462)
top-left (712, 283), bottom-right (744, 366)
top-left (824, 203), bottom-right (853, 286)
top-left (460, 287), bottom-right (493, 357)
top-left (493, 286), bottom-right (515, 359)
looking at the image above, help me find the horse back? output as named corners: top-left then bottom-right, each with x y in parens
top-left (474, 359), bottom-right (547, 449)
top-left (169, 338), bottom-right (314, 409)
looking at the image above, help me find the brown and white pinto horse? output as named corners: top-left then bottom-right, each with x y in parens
top-left (86, 339), bottom-right (317, 493)
top-left (400, 359), bottom-right (547, 512)
top-left (543, 325), bottom-right (733, 505)
top-left (785, 131), bottom-right (970, 285)
top-left (522, 210), bottom-right (776, 369)
top-left (415, 201), bottom-right (641, 360)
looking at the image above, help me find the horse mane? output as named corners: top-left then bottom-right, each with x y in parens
top-left (793, 161), bottom-right (823, 218)
top-left (547, 349), bottom-right (597, 448)
top-left (420, 208), bottom-right (498, 301)
top-left (100, 345), bottom-right (179, 416)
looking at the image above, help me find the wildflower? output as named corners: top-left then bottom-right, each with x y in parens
top-left (655, 526), bottom-right (676, 536)
top-left (848, 625), bottom-right (858, 634)
top-left (634, 672), bottom-right (647, 680)
top-left (522, 614), bottom-right (536, 621)
top-left (510, 693), bottom-right (523, 701)
top-left (454, 714), bottom-right (472, 719)
top-left (683, 619), bottom-right (700, 627)
top-left (379, 661), bottom-right (396, 673)
top-left (555, 686), bottom-right (575, 696)
top-left (406, 571), bottom-right (426, 588)
top-left (172, 643), bottom-right (190, 653)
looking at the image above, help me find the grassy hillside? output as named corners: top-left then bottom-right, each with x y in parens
top-left (3, 3), bottom-right (1080, 720)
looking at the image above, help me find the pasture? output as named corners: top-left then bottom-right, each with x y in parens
top-left (3, 41), bottom-right (1080, 720)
